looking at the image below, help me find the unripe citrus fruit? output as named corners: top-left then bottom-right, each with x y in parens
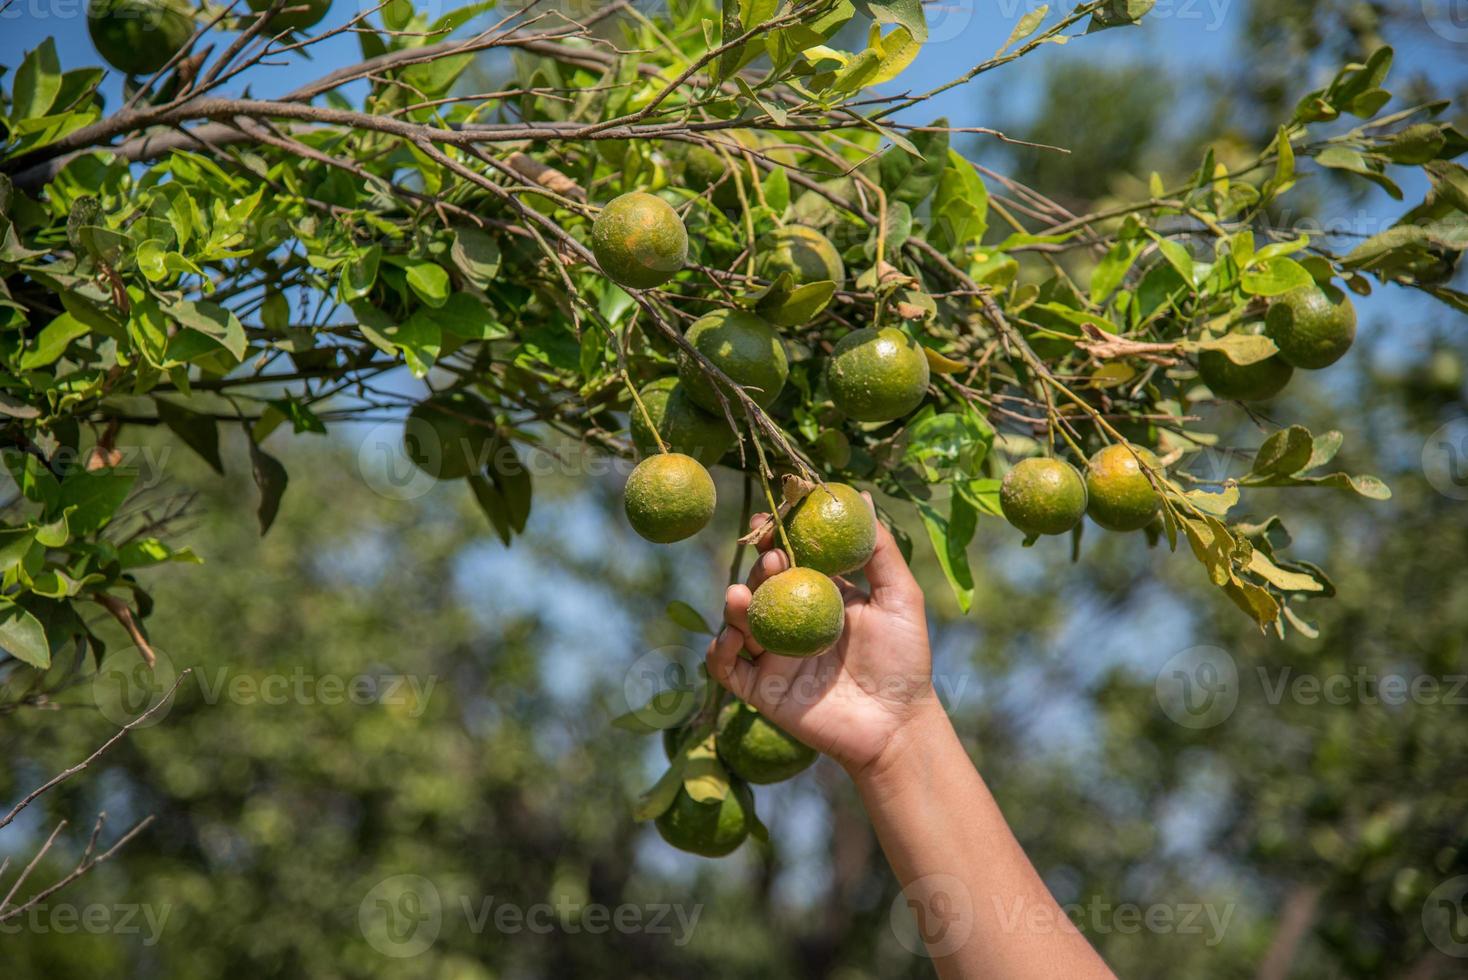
top-left (655, 782), bottom-right (753, 857)
top-left (677, 310), bottom-right (788, 413)
top-left (1000, 458), bottom-right (1087, 536)
top-left (1264, 284), bottom-right (1357, 369)
top-left (682, 145), bottom-right (747, 211)
top-left (623, 453), bottom-right (716, 543)
top-left (826, 327), bottom-right (931, 422)
top-left (784, 483), bottom-right (876, 575)
top-left (756, 226), bottom-right (847, 289)
top-left (246, 0), bottom-right (330, 31)
top-left (748, 567), bottom-right (845, 658)
top-left (591, 192), bottom-right (687, 290)
top-left (629, 377), bottom-right (735, 466)
top-left (717, 701), bottom-right (817, 784)
top-left (403, 391), bottom-right (494, 480)
top-left (1198, 348), bottom-right (1294, 401)
top-left (87, 0), bottom-right (195, 76)
top-left (1085, 444), bottom-right (1161, 532)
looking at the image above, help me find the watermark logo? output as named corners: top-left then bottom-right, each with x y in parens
top-left (890, 873), bottom-right (974, 958)
top-left (359, 875), bottom-right (443, 958)
top-left (92, 646), bottom-right (179, 727)
top-left (1423, 419), bottom-right (1468, 501)
top-left (357, 419), bottom-right (439, 501)
top-left (623, 644), bottom-right (701, 716)
top-left (1155, 645), bottom-right (1238, 729)
top-left (1423, 0), bottom-right (1468, 43)
top-left (1423, 876), bottom-right (1468, 957)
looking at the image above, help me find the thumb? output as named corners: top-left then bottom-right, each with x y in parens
top-left (861, 492), bottom-right (923, 610)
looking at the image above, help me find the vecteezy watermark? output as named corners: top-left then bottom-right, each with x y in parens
top-left (1256, 667), bottom-right (1468, 707)
top-left (357, 876), bottom-right (702, 957)
top-left (991, 895), bottom-right (1235, 947)
top-left (0, 902), bottom-right (172, 945)
top-left (1423, 876), bottom-right (1468, 958)
top-left (890, 873), bottom-right (975, 958)
top-left (359, 875), bottom-right (443, 959)
top-left (93, 646), bottom-right (437, 726)
top-left (1422, 0), bottom-right (1468, 43)
top-left (1423, 418), bottom-right (1468, 501)
top-left (1155, 645), bottom-right (1239, 729)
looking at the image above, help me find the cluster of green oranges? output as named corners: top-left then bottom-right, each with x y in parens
top-left (1001, 282), bottom-right (1357, 541)
top-left (1198, 282), bottom-right (1357, 401)
top-left (87, 0), bottom-right (331, 77)
top-left (656, 700), bottom-right (818, 857)
top-left (598, 192), bottom-right (916, 659)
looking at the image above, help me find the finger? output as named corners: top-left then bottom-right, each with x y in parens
top-left (706, 626), bottom-right (757, 701)
top-left (861, 491), bottom-right (923, 610)
top-left (743, 546), bottom-right (788, 594)
top-left (749, 513), bottom-right (777, 553)
top-left (723, 583), bottom-right (758, 652)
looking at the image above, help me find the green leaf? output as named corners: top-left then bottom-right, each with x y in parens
top-left (1192, 332), bottom-right (1280, 366)
top-left (450, 226), bottom-right (501, 289)
top-left (14, 38), bottom-right (62, 121)
top-left (916, 497), bottom-right (975, 612)
top-left (611, 689), bottom-right (699, 734)
top-left (997, 6), bottom-right (1049, 55)
top-left (404, 261), bottom-right (451, 308)
top-left (1090, 240), bottom-right (1143, 304)
top-left (1147, 232), bottom-right (1195, 285)
top-left (1241, 256), bottom-right (1314, 296)
top-left (1251, 426), bottom-right (1315, 478)
top-left (248, 438), bottom-right (289, 535)
top-left (633, 758), bottom-right (688, 821)
top-left (155, 398), bottom-right (224, 475)
top-left (931, 150), bottom-right (989, 254)
top-left (486, 441), bottom-right (531, 534)
top-left (53, 469), bottom-right (135, 535)
top-left (667, 600), bottom-right (714, 635)
top-left (0, 599), bottom-right (50, 669)
top-left (468, 474), bottom-right (512, 546)
top-left (753, 273), bottom-right (836, 327)
top-left (19, 311), bottom-right (89, 370)
top-left (340, 246), bottom-right (381, 304)
top-left (1383, 123), bottom-right (1447, 165)
top-left (166, 300), bottom-right (247, 361)
top-left (878, 118), bottom-right (948, 207)
top-left (867, 0), bottom-right (926, 42)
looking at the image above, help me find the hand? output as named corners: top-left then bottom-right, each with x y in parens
top-left (706, 493), bottom-right (939, 775)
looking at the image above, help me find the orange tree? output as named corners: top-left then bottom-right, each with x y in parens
top-left (3, 0), bottom-right (1467, 856)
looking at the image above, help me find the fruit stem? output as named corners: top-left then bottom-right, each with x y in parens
top-left (622, 372), bottom-right (668, 455)
top-left (750, 435), bottom-right (796, 565)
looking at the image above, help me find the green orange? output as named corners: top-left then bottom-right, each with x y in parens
top-left (677, 310), bottom-right (788, 413)
top-left (87, 0), bottom-right (195, 76)
top-left (826, 327), bottom-right (931, 422)
top-left (1264, 284), bottom-right (1357, 370)
top-left (1085, 444), bottom-right (1161, 532)
top-left (717, 701), bottom-right (817, 784)
top-left (1198, 348), bottom-right (1294, 401)
top-left (747, 567), bottom-right (845, 658)
top-left (629, 377), bottom-right (735, 466)
top-left (756, 226), bottom-right (847, 289)
top-left (1000, 458), bottom-right (1088, 536)
top-left (246, 0), bottom-right (330, 32)
top-left (623, 453), bottom-right (716, 543)
top-left (655, 783), bottom-right (753, 858)
top-left (591, 192), bottom-right (688, 290)
top-left (784, 483), bottom-right (876, 575)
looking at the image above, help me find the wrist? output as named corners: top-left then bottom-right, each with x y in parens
top-left (843, 695), bottom-right (955, 790)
